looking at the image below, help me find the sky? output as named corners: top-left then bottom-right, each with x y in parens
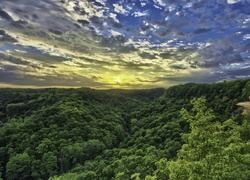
top-left (0, 0), bottom-right (249, 89)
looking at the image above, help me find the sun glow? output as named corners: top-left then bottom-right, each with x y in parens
top-left (115, 76), bottom-right (121, 84)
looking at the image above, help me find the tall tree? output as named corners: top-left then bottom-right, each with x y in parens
top-left (6, 153), bottom-right (32, 180)
top-left (168, 97), bottom-right (250, 180)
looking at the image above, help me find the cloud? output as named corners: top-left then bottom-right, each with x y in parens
top-left (109, 12), bottom-right (119, 23)
top-left (132, 11), bottom-right (149, 17)
top-left (0, 0), bottom-right (249, 88)
top-left (194, 28), bottom-right (212, 34)
top-left (48, 28), bottom-right (64, 35)
top-left (227, 0), bottom-right (241, 4)
top-left (113, 4), bottom-right (128, 15)
top-left (0, 8), bottom-right (13, 21)
top-left (10, 20), bottom-right (29, 29)
top-left (170, 64), bottom-right (188, 70)
top-left (192, 0), bottom-right (207, 9)
top-left (198, 35), bottom-right (246, 67)
top-left (138, 51), bottom-right (156, 59)
top-left (243, 34), bottom-right (250, 40)
top-left (155, 31), bottom-right (169, 38)
top-left (139, 25), bottom-right (151, 32)
top-left (0, 30), bottom-right (17, 43)
top-left (91, 75), bottom-right (103, 81)
top-left (0, 53), bottom-right (30, 65)
top-left (77, 19), bottom-right (90, 26)
top-left (152, 0), bottom-right (167, 6)
top-left (100, 35), bottom-right (127, 47)
top-left (111, 21), bottom-right (123, 28)
top-left (94, 0), bottom-right (107, 6)
top-left (0, 70), bottom-right (102, 87)
top-left (110, 29), bottom-right (123, 37)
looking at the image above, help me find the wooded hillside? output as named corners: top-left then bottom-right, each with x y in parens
top-left (1, 79), bottom-right (250, 180)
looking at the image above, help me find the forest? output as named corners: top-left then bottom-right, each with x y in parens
top-left (0, 79), bottom-right (250, 180)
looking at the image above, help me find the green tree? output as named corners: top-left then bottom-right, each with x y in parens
top-left (168, 97), bottom-right (250, 180)
top-left (40, 152), bottom-right (58, 179)
top-left (6, 153), bottom-right (32, 180)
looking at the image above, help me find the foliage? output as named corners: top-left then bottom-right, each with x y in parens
top-left (0, 79), bottom-right (250, 179)
top-left (168, 97), bottom-right (250, 180)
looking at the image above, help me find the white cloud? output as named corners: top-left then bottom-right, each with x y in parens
top-left (95, 0), bottom-right (106, 6)
top-left (243, 17), bottom-right (250, 24)
top-left (110, 13), bottom-right (119, 23)
top-left (154, 5), bottom-right (162, 9)
top-left (227, 0), bottom-right (241, 4)
top-left (113, 4), bottom-right (128, 14)
top-left (132, 11), bottom-right (149, 17)
top-left (168, 5), bottom-right (176, 12)
top-left (2, 8), bottom-right (18, 21)
top-left (152, 0), bottom-right (166, 6)
top-left (243, 34), bottom-right (250, 40)
top-left (140, 0), bottom-right (148, 7)
top-left (184, 3), bottom-right (193, 8)
top-left (110, 29), bottom-right (123, 36)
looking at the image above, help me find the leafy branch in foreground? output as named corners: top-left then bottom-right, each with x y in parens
top-left (168, 96), bottom-right (250, 180)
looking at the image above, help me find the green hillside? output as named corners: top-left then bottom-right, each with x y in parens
top-left (1, 79), bottom-right (250, 180)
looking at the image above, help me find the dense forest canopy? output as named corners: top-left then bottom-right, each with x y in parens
top-left (1, 79), bottom-right (250, 180)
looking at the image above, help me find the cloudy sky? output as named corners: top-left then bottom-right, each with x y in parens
top-left (0, 0), bottom-right (249, 89)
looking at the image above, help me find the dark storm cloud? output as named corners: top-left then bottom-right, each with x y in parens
top-left (10, 20), bottom-right (29, 29)
top-left (0, 0), bottom-right (79, 34)
top-left (77, 19), bottom-right (90, 26)
top-left (201, 54), bottom-right (244, 68)
top-left (12, 51), bottom-right (69, 65)
top-left (0, 52), bottom-right (60, 71)
top-left (0, 8), bottom-right (13, 21)
top-left (0, 40), bottom-right (71, 62)
top-left (89, 16), bottom-right (104, 26)
top-left (1, 65), bottom-right (19, 71)
top-left (0, 70), bottom-right (102, 87)
top-left (48, 28), bottom-right (64, 35)
top-left (0, 70), bottom-right (21, 83)
top-left (0, 53), bottom-right (30, 65)
top-left (199, 36), bottom-right (245, 68)
top-left (0, 30), bottom-right (17, 43)
top-left (225, 67), bottom-right (250, 77)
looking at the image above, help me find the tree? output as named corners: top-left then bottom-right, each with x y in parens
top-left (6, 153), bottom-right (32, 180)
top-left (168, 97), bottom-right (250, 180)
top-left (40, 152), bottom-right (58, 179)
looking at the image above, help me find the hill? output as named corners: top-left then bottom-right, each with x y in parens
top-left (0, 79), bottom-right (250, 179)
